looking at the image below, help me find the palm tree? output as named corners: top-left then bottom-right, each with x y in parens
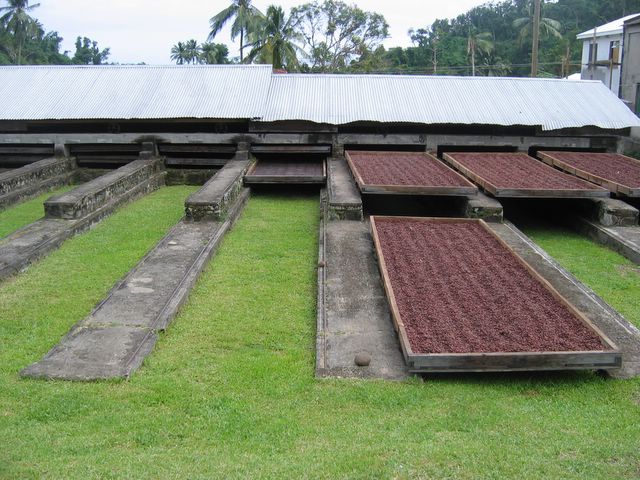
top-left (479, 52), bottom-right (511, 77)
top-left (183, 39), bottom-right (201, 64)
top-left (0, 0), bottom-right (40, 65)
top-left (170, 39), bottom-right (201, 65)
top-left (209, 0), bottom-right (263, 62)
top-left (513, 0), bottom-right (562, 77)
top-left (467, 29), bottom-right (494, 76)
top-left (170, 42), bottom-right (188, 64)
top-left (246, 5), bottom-right (300, 70)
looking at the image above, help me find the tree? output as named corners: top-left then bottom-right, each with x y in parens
top-left (290, 0), bottom-right (388, 72)
top-left (72, 36), bottom-right (110, 65)
top-left (170, 41), bottom-right (188, 64)
top-left (200, 42), bottom-right (230, 64)
top-left (169, 39), bottom-right (201, 64)
top-left (513, 0), bottom-right (562, 76)
top-left (479, 52), bottom-right (511, 76)
top-left (246, 5), bottom-right (300, 70)
top-left (209, 0), bottom-right (263, 62)
top-left (182, 39), bottom-right (200, 64)
top-left (467, 29), bottom-right (493, 76)
top-left (347, 45), bottom-right (389, 73)
top-left (171, 40), bottom-right (231, 65)
top-left (0, 0), bottom-right (40, 65)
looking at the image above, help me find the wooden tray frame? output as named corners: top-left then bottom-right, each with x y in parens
top-left (369, 215), bottom-right (621, 373)
top-left (442, 153), bottom-right (609, 198)
top-left (244, 159), bottom-right (327, 185)
top-left (537, 151), bottom-right (640, 197)
top-left (345, 151), bottom-right (478, 196)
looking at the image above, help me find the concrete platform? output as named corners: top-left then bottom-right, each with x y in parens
top-left (583, 197), bottom-right (639, 227)
top-left (0, 165), bottom-right (165, 282)
top-left (0, 156), bottom-right (75, 211)
top-left (463, 191), bottom-right (503, 222)
top-left (573, 218), bottom-right (640, 265)
top-left (21, 188), bottom-right (250, 380)
top-left (326, 157), bottom-right (363, 220)
top-left (185, 159), bottom-right (251, 221)
top-left (44, 159), bottom-right (162, 219)
top-left (317, 218), bottom-right (409, 380)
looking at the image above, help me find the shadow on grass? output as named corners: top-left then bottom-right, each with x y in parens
top-left (418, 369), bottom-right (609, 387)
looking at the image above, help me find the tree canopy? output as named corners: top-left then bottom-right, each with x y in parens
top-left (0, 0), bottom-right (111, 65)
top-left (289, 0), bottom-right (388, 72)
top-left (195, 0), bottom-right (639, 76)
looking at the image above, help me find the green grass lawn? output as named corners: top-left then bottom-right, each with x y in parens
top-left (1, 193), bottom-right (639, 479)
top-left (0, 185), bottom-right (74, 239)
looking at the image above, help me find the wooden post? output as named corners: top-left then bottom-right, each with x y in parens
top-left (531, 0), bottom-right (541, 77)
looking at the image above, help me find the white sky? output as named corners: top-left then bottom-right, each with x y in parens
top-left (34, 0), bottom-right (489, 64)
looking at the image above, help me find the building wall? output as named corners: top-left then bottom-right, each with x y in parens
top-left (621, 21), bottom-right (640, 113)
top-left (580, 33), bottom-right (623, 94)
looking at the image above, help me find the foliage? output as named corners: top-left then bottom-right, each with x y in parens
top-left (0, 0), bottom-right (40, 64)
top-left (0, 0), bottom-right (111, 65)
top-left (200, 42), bottom-right (230, 64)
top-left (380, 0), bottom-right (640, 76)
top-left (1, 194), bottom-right (639, 478)
top-left (71, 36), bottom-right (110, 65)
top-left (171, 40), bottom-right (230, 65)
top-left (467, 29), bottom-right (494, 76)
top-left (170, 39), bottom-right (200, 65)
top-left (290, 0), bottom-right (388, 72)
top-left (208, 0), bottom-right (263, 62)
top-left (246, 5), bottom-right (301, 70)
top-left (513, 1), bottom-right (562, 46)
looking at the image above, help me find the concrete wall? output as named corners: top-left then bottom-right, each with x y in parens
top-left (621, 21), bottom-right (640, 113)
top-left (580, 33), bottom-right (622, 94)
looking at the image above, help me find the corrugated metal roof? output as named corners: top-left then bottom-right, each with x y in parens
top-left (262, 74), bottom-right (640, 131)
top-left (0, 65), bottom-right (272, 120)
top-left (0, 65), bottom-right (639, 131)
top-left (577, 13), bottom-right (640, 39)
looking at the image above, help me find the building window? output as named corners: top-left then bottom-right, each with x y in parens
top-left (588, 42), bottom-right (598, 64)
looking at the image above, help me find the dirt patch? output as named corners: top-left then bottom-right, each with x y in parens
top-left (447, 152), bottom-right (604, 191)
top-left (545, 151), bottom-right (640, 189)
top-left (520, 389), bottom-right (541, 397)
top-left (347, 151), bottom-right (471, 187)
top-left (373, 217), bottom-right (607, 354)
top-left (616, 264), bottom-right (640, 278)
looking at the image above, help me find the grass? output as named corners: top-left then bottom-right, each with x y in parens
top-left (0, 185), bottom-right (74, 238)
top-left (1, 193), bottom-right (639, 479)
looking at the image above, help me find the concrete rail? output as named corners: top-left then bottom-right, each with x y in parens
top-left (44, 159), bottom-right (162, 219)
top-left (0, 156), bottom-right (75, 210)
top-left (184, 159), bottom-right (251, 221)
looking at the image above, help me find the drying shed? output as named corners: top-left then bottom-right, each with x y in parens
top-left (0, 65), bottom-right (638, 162)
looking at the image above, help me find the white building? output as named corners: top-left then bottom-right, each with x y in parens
top-left (577, 13), bottom-right (640, 96)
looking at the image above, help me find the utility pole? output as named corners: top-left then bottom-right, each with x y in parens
top-left (531, 0), bottom-right (541, 77)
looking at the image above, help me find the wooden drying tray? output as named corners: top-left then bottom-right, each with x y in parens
top-left (345, 151), bottom-right (477, 196)
top-left (442, 153), bottom-right (609, 198)
top-left (369, 216), bottom-right (621, 373)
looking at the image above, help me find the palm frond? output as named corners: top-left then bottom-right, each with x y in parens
top-left (208, 4), bottom-right (238, 39)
